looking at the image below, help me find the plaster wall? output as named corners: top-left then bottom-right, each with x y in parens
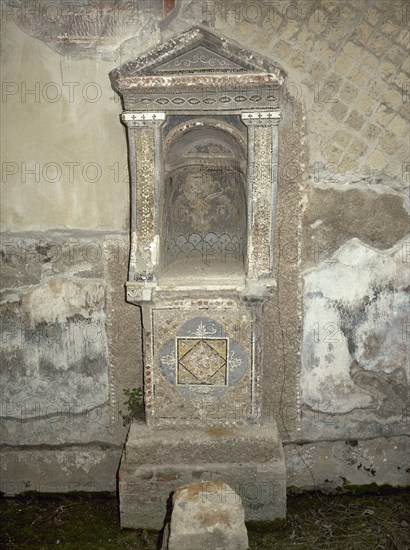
top-left (1, 0), bottom-right (409, 494)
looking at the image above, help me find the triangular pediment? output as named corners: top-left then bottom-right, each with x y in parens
top-left (155, 45), bottom-right (247, 74)
top-left (110, 26), bottom-right (286, 86)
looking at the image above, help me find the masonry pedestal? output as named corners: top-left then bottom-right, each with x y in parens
top-left (119, 421), bottom-right (286, 530)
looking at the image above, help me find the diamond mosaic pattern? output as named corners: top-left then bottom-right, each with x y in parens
top-left (177, 338), bottom-right (227, 385)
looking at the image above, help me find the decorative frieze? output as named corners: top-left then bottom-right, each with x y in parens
top-left (241, 111), bottom-right (281, 123)
top-left (122, 112), bottom-right (166, 125)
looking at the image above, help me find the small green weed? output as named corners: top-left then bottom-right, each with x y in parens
top-left (120, 387), bottom-right (143, 426)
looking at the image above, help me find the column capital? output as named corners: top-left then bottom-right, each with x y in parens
top-left (241, 111), bottom-right (282, 126)
top-left (122, 111), bottom-right (166, 128)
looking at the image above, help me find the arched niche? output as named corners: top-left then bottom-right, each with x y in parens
top-left (159, 119), bottom-right (247, 284)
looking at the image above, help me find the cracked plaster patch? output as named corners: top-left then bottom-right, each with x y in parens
top-left (302, 237), bottom-right (409, 414)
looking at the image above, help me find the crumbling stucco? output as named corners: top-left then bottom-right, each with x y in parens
top-left (302, 237), bottom-right (409, 442)
top-left (0, 232), bottom-right (141, 452)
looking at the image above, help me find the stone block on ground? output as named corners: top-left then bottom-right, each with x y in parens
top-left (162, 480), bottom-right (249, 550)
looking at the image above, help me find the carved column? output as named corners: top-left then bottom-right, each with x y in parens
top-left (241, 111), bottom-right (281, 280)
top-left (122, 112), bottom-right (166, 422)
top-left (122, 112), bottom-right (166, 285)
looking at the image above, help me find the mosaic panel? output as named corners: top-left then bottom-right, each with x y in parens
top-left (169, 167), bottom-right (244, 235)
top-left (240, 114), bottom-right (280, 278)
top-left (177, 338), bottom-right (228, 385)
top-left (135, 127), bottom-right (155, 256)
top-left (155, 313), bottom-right (252, 413)
top-left (166, 233), bottom-right (243, 263)
top-left (125, 92), bottom-right (279, 111)
top-left (252, 125), bottom-right (273, 274)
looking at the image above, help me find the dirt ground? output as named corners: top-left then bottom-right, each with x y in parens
top-left (0, 487), bottom-right (409, 549)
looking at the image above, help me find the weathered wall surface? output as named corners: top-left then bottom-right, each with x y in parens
top-left (1, 0), bottom-right (409, 494)
top-left (0, 231), bottom-right (141, 493)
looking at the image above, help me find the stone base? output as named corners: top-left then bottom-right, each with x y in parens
top-left (119, 421), bottom-right (286, 530)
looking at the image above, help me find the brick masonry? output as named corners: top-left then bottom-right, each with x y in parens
top-left (192, 0), bottom-right (409, 188)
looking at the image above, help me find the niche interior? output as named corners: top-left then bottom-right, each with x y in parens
top-left (160, 118), bottom-right (247, 283)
